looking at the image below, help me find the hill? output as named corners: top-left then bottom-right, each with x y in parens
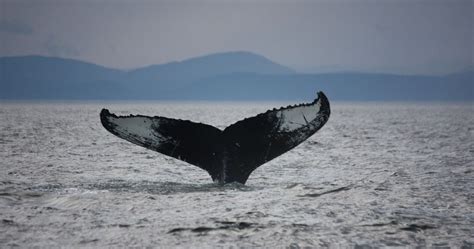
top-left (0, 52), bottom-right (472, 101)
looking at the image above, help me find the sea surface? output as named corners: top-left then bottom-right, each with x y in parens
top-left (1, 101), bottom-right (473, 248)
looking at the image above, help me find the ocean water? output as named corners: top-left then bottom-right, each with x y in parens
top-left (0, 101), bottom-right (473, 248)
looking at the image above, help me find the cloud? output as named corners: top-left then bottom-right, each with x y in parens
top-left (44, 35), bottom-right (80, 57)
top-left (0, 20), bottom-right (34, 35)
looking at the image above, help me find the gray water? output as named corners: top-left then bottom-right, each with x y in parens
top-left (1, 102), bottom-right (473, 248)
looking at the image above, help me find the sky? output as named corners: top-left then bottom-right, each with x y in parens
top-left (0, 0), bottom-right (472, 75)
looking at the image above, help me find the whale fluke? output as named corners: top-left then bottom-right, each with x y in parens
top-left (100, 92), bottom-right (330, 184)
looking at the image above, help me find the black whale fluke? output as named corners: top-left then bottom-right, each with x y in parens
top-left (100, 92), bottom-right (330, 184)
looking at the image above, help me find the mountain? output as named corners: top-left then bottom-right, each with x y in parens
top-left (129, 51), bottom-right (295, 82)
top-left (0, 55), bottom-right (125, 99)
top-left (122, 51), bottom-right (295, 99)
top-left (0, 52), bottom-right (472, 100)
top-left (0, 52), bottom-right (295, 99)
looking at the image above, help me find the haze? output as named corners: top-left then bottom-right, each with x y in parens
top-left (0, 0), bottom-right (472, 75)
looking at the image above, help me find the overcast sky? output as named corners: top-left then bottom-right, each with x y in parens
top-left (0, 0), bottom-right (472, 74)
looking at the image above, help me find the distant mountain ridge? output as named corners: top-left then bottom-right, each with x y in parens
top-left (0, 52), bottom-right (472, 100)
top-left (129, 51), bottom-right (294, 81)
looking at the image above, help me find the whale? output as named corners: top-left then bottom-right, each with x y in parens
top-left (100, 91), bottom-right (330, 184)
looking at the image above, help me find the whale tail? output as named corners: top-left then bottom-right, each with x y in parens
top-left (100, 92), bottom-right (330, 184)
